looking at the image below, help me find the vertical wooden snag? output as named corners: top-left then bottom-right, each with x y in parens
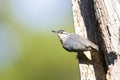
top-left (71, 0), bottom-right (120, 80)
top-left (94, 0), bottom-right (120, 80)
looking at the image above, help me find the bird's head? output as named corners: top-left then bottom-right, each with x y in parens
top-left (52, 30), bottom-right (70, 44)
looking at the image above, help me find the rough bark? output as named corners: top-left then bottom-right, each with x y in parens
top-left (71, 0), bottom-right (120, 80)
top-left (72, 0), bottom-right (105, 80)
top-left (94, 0), bottom-right (120, 80)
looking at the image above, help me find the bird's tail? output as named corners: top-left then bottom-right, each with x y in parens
top-left (89, 41), bottom-right (98, 51)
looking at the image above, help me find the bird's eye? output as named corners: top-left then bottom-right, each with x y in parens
top-left (59, 31), bottom-right (63, 34)
top-left (58, 30), bottom-right (65, 34)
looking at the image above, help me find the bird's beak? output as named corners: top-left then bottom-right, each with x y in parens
top-left (52, 30), bottom-right (57, 33)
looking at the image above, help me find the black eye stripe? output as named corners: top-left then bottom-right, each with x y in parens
top-left (57, 30), bottom-right (65, 34)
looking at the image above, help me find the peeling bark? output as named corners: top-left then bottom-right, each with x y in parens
top-left (71, 0), bottom-right (120, 80)
top-left (72, 0), bottom-right (105, 80)
top-left (94, 0), bottom-right (120, 80)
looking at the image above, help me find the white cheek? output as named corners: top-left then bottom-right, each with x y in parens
top-left (59, 34), bottom-right (66, 38)
top-left (58, 34), bottom-right (68, 41)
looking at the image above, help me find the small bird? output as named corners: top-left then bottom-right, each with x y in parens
top-left (52, 30), bottom-right (98, 52)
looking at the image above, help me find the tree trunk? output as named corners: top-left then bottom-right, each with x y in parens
top-left (71, 0), bottom-right (120, 80)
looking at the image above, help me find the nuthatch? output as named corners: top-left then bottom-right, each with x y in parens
top-left (52, 30), bottom-right (98, 52)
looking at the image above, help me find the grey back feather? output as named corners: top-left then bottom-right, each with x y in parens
top-left (62, 33), bottom-right (98, 52)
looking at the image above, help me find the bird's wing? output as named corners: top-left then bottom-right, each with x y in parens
top-left (63, 34), bottom-right (86, 51)
top-left (69, 34), bottom-right (90, 47)
top-left (66, 34), bottom-right (98, 51)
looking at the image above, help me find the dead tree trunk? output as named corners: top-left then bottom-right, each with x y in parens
top-left (71, 0), bottom-right (120, 80)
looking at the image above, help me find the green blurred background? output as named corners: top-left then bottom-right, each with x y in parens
top-left (0, 0), bottom-right (79, 80)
